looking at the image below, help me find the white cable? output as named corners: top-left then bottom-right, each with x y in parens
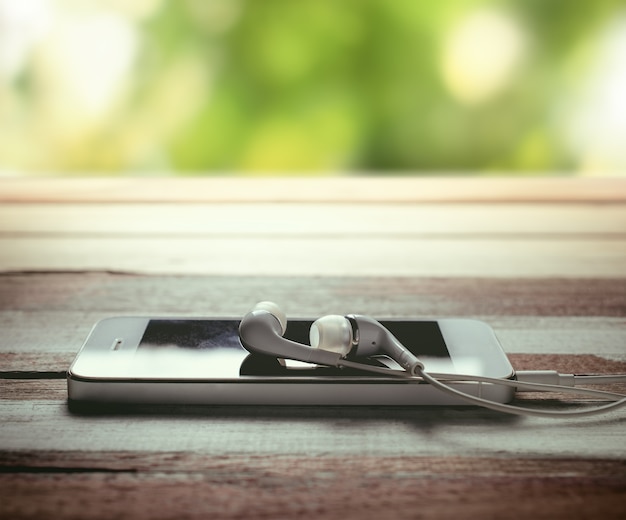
top-left (337, 360), bottom-right (626, 418)
top-left (574, 375), bottom-right (626, 385)
top-left (416, 369), bottom-right (626, 418)
top-left (428, 372), bottom-right (626, 400)
top-left (514, 370), bottom-right (626, 388)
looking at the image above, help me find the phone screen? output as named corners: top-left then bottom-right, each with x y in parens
top-left (134, 319), bottom-right (452, 378)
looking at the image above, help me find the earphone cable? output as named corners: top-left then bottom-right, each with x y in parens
top-left (337, 359), bottom-right (626, 418)
top-left (416, 368), bottom-right (626, 418)
top-left (573, 375), bottom-right (626, 385)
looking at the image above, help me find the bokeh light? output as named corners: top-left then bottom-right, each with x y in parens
top-left (0, 0), bottom-right (624, 176)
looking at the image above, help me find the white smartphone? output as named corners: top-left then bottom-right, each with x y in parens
top-left (67, 317), bottom-right (515, 405)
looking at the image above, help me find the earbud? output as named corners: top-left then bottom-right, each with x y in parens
top-left (309, 315), bottom-right (353, 355)
top-left (239, 302), bottom-right (424, 375)
top-left (251, 301), bottom-right (287, 335)
top-left (310, 313), bottom-right (424, 375)
top-left (238, 302), bottom-right (344, 367)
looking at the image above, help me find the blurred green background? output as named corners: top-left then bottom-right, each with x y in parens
top-left (0, 0), bottom-right (625, 176)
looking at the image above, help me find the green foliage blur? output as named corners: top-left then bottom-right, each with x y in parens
top-left (1, 0), bottom-right (625, 175)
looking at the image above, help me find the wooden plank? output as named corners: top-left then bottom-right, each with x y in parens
top-left (1, 177), bottom-right (625, 203)
top-left (1, 236), bottom-right (624, 276)
top-left (1, 451), bottom-right (624, 476)
top-left (492, 318), bottom-right (626, 360)
top-left (1, 456), bottom-right (624, 520)
top-left (0, 380), bottom-right (67, 399)
top-left (2, 274), bottom-right (624, 316)
top-left (0, 352), bottom-right (75, 372)
top-left (0, 398), bottom-right (624, 457)
top-left (1, 195), bottom-right (622, 278)
top-left (1, 203), bottom-right (625, 236)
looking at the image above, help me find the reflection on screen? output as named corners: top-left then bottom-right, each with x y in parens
top-left (139, 320), bottom-right (242, 350)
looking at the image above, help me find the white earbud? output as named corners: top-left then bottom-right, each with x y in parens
top-left (252, 301), bottom-right (287, 334)
top-left (310, 312), bottom-right (423, 374)
top-left (309, 315), bottom-right (353, 356)
top-left (239, 302), bottom-right (344, 367)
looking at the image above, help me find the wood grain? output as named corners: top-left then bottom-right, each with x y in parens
top-left (2, 202), bottom-right (625, 235)
top-left (1, 399), bottom-right (625, 457)
top-left (1, 456), bottom-right (624, 520)
top-left (2, 176), bottom-right (625, 203)
top-left (2, 451), bottom-right (624, 476)
top-left (1, 202), bottom-right (624, 276)
top-left (4, 236), bottom-right (626, 277)
top-left (2, 273), bottom-right (625, 316)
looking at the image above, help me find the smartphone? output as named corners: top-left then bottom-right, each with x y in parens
top-left (67, 317), bottom-right (515, 405)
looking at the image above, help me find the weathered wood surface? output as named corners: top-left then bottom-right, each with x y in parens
top-left (1, 273), bottom-right (624, 507)
top-left (2, 176), bottom-right (625, 203)
top-left (0, 178), bottom-right (624, 519)
top-left (2, 455), bottom-right (624, 520)
top-left (3, 202), bottom-right (625, 235)
top-left (1, 201), bottom-right (624, 276)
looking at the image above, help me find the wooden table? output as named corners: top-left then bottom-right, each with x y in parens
top-left (1, 177), bottom-right (625, 519)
